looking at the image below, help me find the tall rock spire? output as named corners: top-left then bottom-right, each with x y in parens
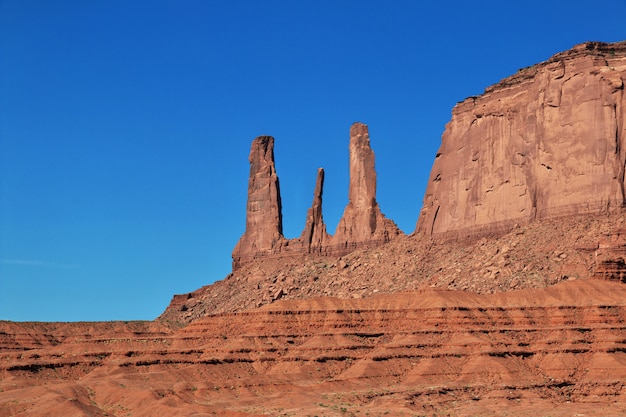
top-left (332, 122), bottom-right (401, 251)
top-left (300, 168), bottom-right (329, 253)
top-left (232, 136), bottom-right (285, 269)
top-left (232, 123), bottom-right (403, 270)
top-left (415, 41), bottom-right (626, 241)
top-left (348, 122), bottom-right (377, 210)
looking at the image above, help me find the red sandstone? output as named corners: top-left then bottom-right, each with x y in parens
top-left (417, 41), bottom-right (626, 240)
top-left (6, 41), bottom-right (626, 417)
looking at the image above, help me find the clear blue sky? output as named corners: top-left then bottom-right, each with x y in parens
top-left (1, 0), bottom-right (625, 321)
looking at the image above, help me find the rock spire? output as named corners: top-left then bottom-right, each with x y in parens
top-left (232, 123), bottom-right (403, 269)
top-left (232, 136), bottom-right (286, 269)
top-left (300, 168), bottom-right (329, 254)
top-left (416, 41), bottom-right (626, 240)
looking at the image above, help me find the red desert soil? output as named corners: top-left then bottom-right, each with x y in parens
top-left (4, 279), bottom-right (626, 416)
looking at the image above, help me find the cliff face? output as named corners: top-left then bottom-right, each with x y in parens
top-left (232, 122), bottom-right (401, 269)
top-left (416, 41), bottom-right (626, 240)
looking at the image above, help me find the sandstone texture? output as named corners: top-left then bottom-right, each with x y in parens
top-left (416, 41), bottom-right (626, 240)
top-left (299, 167), bottom-right (330, 254)
top-left (161, 211), bottom-right (626, 322)
top-left (232, 122), bottom-right (401, 269)
top-left (593, 228), bottom-right (626, 281)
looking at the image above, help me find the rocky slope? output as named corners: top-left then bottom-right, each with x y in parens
top-left (417, 41), bottom-right (626, 240)
top-left (231, 135), bottom-right (286, 269)
top-left (5, 280), bottom-right (626, 416)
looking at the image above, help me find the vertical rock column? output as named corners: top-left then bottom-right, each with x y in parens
top-left (232, 136), bottom-right (285, 269)
top-left (331, 123), bottom-right (402, 252)
top-left (300, 168), bottom-right (329, 254)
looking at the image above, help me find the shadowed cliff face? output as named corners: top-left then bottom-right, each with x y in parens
top-left (232, 122), bottom-right (401, 269)
top-left (416, 41), bottom-right (626, 240)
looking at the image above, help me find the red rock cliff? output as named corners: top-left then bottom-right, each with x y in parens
top-left (416, 41), bottom-right (626, 240)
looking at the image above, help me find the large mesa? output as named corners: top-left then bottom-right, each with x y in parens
top-left (416, 41), bottom-right (626, 240)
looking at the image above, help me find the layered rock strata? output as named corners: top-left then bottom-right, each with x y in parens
top-left (416, 41), bottom-right (626, 240)
top-left (232, 122), bottom-right (401, 269)
top-left (594, 228), bottom-right (626, 282)
top-left (7, 280), bottom-right (626, 416)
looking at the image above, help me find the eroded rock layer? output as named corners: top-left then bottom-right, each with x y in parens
top-left (332, 122), bottom-right (402, 253)
top-left (416, 41), bottom-right (626, 240)
top-left (231, 136), bottom-right (286, 269)
top-left (5, 280), bottom-right (626, 416)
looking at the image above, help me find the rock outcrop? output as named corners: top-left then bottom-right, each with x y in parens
top-left (231, 136), bottom-right (286, 269)
top-left (14, 40), bottom-right (626, 417)
top-left (416, 41), bottom-right (626, 240)
top-left (299, 167), bottom-right (329, 254)
top-left (9, 280), bottom-right (626, 416)
top-left (164, 210), bottom-right (625, 323)
top-left (232, 122), bottom-right (401, 269)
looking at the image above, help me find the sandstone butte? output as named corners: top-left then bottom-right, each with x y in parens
top-left (4, 41), bottom-right (626, 417)
top-left (231, 122), bottom-right (402, 270)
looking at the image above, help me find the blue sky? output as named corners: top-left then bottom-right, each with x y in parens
top-left (1, 0), bottom-right (625, 321)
